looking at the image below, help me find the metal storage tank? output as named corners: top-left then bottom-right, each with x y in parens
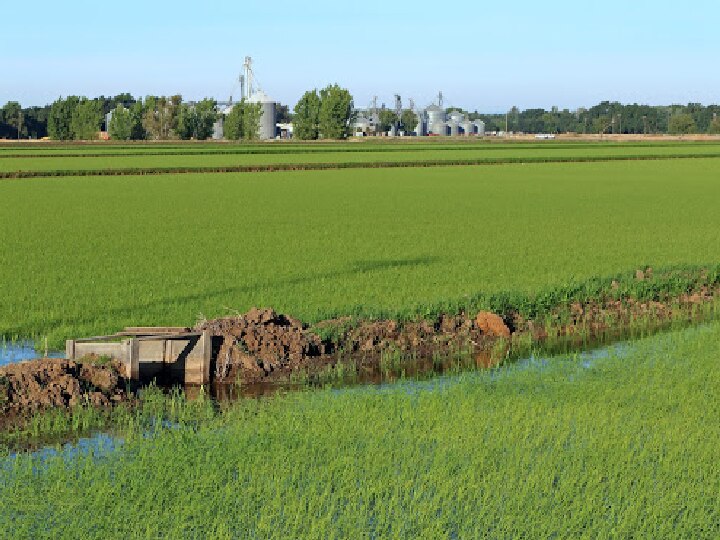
top-left (474, 120), bottom-right (486, 136)
top-left (449, 111), bottom-right (465, 123)
top-left (414, 117), bottom-right (426, 136)
top-left (212, 118), bottom-right (224, 140)
top-left (461, 120), bottom-right (474, 135)
top-left (248, 90), bottom-right (277, 140)
top-left (425, 104), bottom-right (445, 129)
top-left (431, 122), bottom-right (448, 136)
top-left (447, 120), bottom-right (460, 136)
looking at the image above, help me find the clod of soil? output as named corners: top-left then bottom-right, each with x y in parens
top-left (475, 311), bottom-right (511, 338)
top-left (0, 358), bottom-right (128, 421)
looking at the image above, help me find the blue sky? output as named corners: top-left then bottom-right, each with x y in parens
top-left (2, 0), bottom-right (718, 112)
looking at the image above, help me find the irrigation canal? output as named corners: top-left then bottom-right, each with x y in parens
top-left (2, 338), bottom-right (635, 462)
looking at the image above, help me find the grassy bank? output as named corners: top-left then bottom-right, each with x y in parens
top-left (2, 321), bottom-right (719, 538)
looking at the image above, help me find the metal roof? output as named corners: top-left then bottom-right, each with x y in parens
top-left (248, 90), bottom-right (275, 104)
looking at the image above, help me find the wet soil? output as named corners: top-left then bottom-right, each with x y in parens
top-left (0, 358), bottom-right (130, 429)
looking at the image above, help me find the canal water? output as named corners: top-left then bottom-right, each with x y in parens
top-left (0, 340), bottom-right (64, 367)
top-left (2, 338), bottom-right (634, 462)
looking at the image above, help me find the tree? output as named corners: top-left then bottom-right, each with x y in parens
top-left (70, 98), bottom-right (103, 140)
top-left (143, 95), bottom-right (182, 140)
top-left (19, 105), bottom-right (51, 139)
top-left (592, 115), bottom-right (611, 134)
top-left (276, 103), bottom-right (292, 124)
top-left (400, 109), bottom-right (418, 134)
top-left (177, 99), bottom-right (217, 140)
top-left (1, 102), bottom-right (25, 138)
top-left (293, 90), bottom-right (321, 140)
top-left (224, 99), bottom-right (262, 141)
top-left (377, 109), bottom-right (398, 133)
top-left (668, 113), bottom-right (697, 135)
top-left (176, 104), bottom-right (195, 140)
top-left (194, 99), bottom-right (218, 140)
top-left (108, 105), bottom-right (132, 140)
top-left (48, 96), bottom-right (80, 140)
top-left (318, 84), bottom-right (354, 139)
top-left (129, 101), bottom-right (145, 140)
top-left (707, 116), bottom-right (720, 135)
top-left (540, 112), bottom-right (559, 133)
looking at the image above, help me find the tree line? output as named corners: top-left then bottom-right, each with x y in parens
top-left (0, 94), bottom-right (265, 141)
top-left (2, 95), bottom-right (720, 139)
top-left (471, 101), bottom-right (720, 135)
top-left (0, 84), bottom-right (356, 141)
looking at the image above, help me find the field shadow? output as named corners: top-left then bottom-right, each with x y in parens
top-left (351, 256), bottom-right (439, 273)
top-left (7, 255), bottom-right (441, 338)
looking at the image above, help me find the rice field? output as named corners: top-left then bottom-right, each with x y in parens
top-left (2, 322), bottom-right (719, 538)
top-left (2, 139), bottom-right (720, 537)
top-left (1, 150), bottom-right (720, 345)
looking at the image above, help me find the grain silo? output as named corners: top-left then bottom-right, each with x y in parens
top-left (426, 104), bottom-right (446, 135)
top-left (248, 90), bottom-right (277, 140)
top-left (415, 116), bottom-right (426, 136)
top-left (447, 120), bottom-right (460, 136)
top-left (474, 120), bottom-right (486, 136)
top-left (461, 120), bottom-right (474, 136)
top-left (431, 122), bottom-right (448, 136)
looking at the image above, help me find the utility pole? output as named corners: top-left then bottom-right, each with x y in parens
top-left (17, 111), bottom-right (23, 140)
top-left (618, 113), bottom-right (622, 135)
top-left (642, 115), bottom-right (648, 135)
top-left (505, 111), bottom-right (508, 134)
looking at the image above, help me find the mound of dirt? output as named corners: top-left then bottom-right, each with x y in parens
top-left (0, 359), bottom-right (128, 420)
top-left (195, 308), bottom-right (326, 380)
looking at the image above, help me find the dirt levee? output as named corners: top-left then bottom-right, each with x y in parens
top-left (195, 308), bottom-right (501, 383)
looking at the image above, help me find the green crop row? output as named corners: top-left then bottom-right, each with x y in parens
top-left (2, 141), bottom-right (720, 175)
top-left (3, 151), bottom-right (720, 179)
top-left (2, 322), bottom-right (719, 537)
top-left (1, 140), bottom-right (717, 158)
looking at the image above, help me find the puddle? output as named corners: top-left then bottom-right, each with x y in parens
top-left (0, 340), bottom-right (64, 367)
top-left (0, 431), bottom-right (123, 478)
